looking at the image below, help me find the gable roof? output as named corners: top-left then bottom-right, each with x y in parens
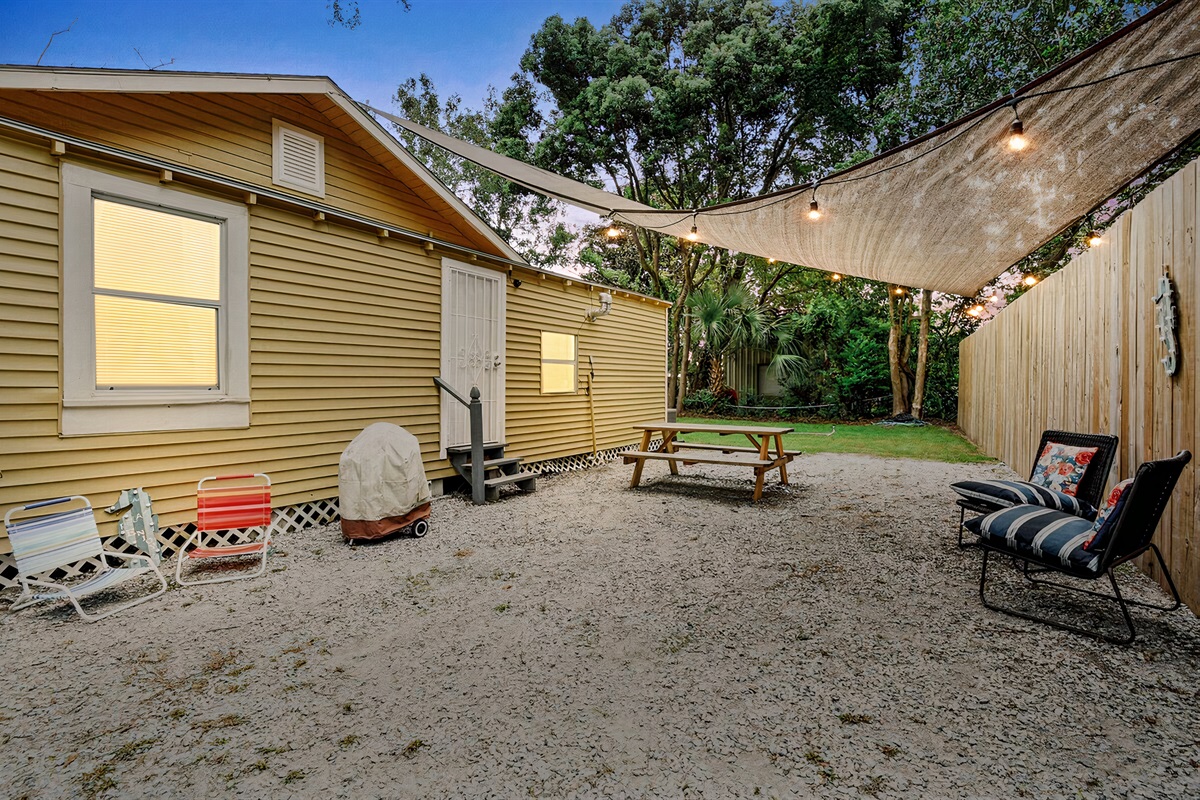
top-left (0, 64), bottom-right (525, 265)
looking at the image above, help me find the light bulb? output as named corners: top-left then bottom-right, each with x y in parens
top-left (1008, 119), bottom-right (1027, 151)
top-left (967, 305), bottom-right (983, 317)
top-left (831, 273), bottom-right (842, 281)
top-left (1087, 232), bottom-right (1103, 247)
top-left (894, 287), bottom-right (905, 295)
top-left (808, 200), bottom-right (821, 220)
top-left (605, 224), bottom-right (621, 239)
top-left (686, 225), bottom-right (699, 242)
top-left (1023, 275), bottom-right (1038, 287)
top-left (767, 258), bottom-right (776, 264)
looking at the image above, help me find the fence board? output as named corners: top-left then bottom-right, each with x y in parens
top-left (959, 159), bottom-right (1200, 611)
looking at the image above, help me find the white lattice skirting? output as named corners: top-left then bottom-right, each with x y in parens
top-left (0, 498), bottom-right (341, 590)
top-left (0, 446), bottom-right (651, 589)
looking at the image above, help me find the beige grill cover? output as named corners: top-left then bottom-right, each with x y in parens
top-left (339, 423), bottom-right (432, 531)
top-left (365, 0), bottom-right (1200, 297)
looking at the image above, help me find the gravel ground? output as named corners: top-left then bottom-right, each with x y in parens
top-left (2, 453), bottom-right (1198, 800)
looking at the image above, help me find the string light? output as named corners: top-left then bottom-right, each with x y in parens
top-left (807, 183), bottom-right (821, 220)
top-left (1087, 231), bottom-right (1103, 246)
top-left (967, 304), bottom-right (984, 317)
top-left (604, 219), bottom-right (622, 238)
top-left (685, 211), bottom-right (699, 242)
top-left (1008, 101), bottom-right (1027, 151)
top-left (767, 258), bottom-right (776, 264)
top-left (1023, 275), bottom-right (1038, 286)
top-left (831, 273), bottom-right (842, 281)
top-left (893, 286), bottom-right (905, 295)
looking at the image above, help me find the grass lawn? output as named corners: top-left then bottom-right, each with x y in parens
top-left (676, 417), bottom-right (993, 463)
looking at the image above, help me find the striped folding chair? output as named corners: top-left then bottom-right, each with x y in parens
top-left (176, 473), bottom-right (274, 587)
top-left (5, 496), bottom-right (168, 623)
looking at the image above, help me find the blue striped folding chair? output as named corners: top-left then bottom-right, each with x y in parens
top-left (5, 496), bottom-right (168, 623)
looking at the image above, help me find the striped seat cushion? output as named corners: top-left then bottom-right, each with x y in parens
top-left (7, 506), bottom-right (103, 577)
top-left (951, 479), bottom-right (1097, 520)
top-left (964, 506), bottom-right (1100, 574)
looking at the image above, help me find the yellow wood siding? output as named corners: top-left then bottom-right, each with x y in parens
top-left (0, 123), bottom-right (668, 552)
top-left (0, 89), bottom-right (497, 255)
top-left (505, 279), bottom-right (666, 461)
top-left (958, 158), bottom-right (1199, 611)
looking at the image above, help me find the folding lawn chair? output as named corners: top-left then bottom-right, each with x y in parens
top-left (5, 495), bottom-right (168, 623)
top-left (176, 473), bottom-right (274, 587)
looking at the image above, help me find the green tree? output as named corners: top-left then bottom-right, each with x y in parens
top-left (391, 74), bottom-right (576, 269)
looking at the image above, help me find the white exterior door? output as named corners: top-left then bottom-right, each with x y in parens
top-left (441, 258), bottom-right (505, 452)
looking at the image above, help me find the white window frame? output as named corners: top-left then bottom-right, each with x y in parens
top-left (540, 331), bottom-right (578, 395)
top-left (61, 164), bottom-right (250, 436)
top-left (272, 119), bottom-right (326, 197)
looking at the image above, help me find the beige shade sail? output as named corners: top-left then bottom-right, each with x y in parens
top-left (367, 0), bottom-right (1200, 297)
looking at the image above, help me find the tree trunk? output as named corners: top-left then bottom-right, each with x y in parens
top-left (709, 350), bottom-right (724, 392)
top-left (666, 301), bottom-right (683, 411)
top-left (887, 285), bottom-right (910, 416)
top-left (675, 314), bottom-right (693, 414)
top-left (912, 289), bottom-right (932, 419)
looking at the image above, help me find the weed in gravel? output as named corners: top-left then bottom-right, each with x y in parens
top-left (879, 744), bottom-right (901, 758)
top-left (168, 709), bottom-right (188, 721)
top-left (339, 734), bottom-right (360, 748)
top-left (838, 713), bottom-right (874, 725)
top-left (494, 603), bottom-right (510, 613)
top-left (227, 663), bottom-right (254, 677)
top-left (660, 632), bottom-right (695, 654)
top-left (491, 569), bottom-right (519, 581)
top-left (455, 548), bottom-right (474, 558)
top-left (804, 750), bottom-right (828, 767)
top-left (293, 658), bottom-right (307, 669)
top-left (248, 760), bottom-right (268, 772)
top-left (283, 770), bottom-right (305, 784)
top-left (194, 714), bottom-right (249, 734)
top-left (110, 738), bottom-right (156, 762)
top-left (80, 764), bottom-right (116, 799)
top-left (342, 702), bottom-right (355, 714)
top-left (257, 745), bottom-right (292, 756)
top-left (203, 650), bottom-right (240, 673)
top-left (406, 574), bottom-right (430, 590)
top-left (860, 775), bottom-right (887, 796)
top-left (401, 739), bottom-right (427, 759)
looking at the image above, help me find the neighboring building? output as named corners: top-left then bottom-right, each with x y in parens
top-left (0, 66), bottom-right (669, 568)
top-left (723, 348), bottom-right (783, 400)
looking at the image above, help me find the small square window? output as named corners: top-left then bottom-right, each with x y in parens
top-left (541, 332), bottom-right (577, 394)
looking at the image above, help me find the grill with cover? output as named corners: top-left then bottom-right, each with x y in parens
top-left (339, 422), bottom-right (432, 542)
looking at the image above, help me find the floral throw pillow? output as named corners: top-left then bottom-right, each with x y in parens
top-left (1084, 479), bottom-right (1134, 551)
top-left (1030, 442), bottom-right (1099, 497)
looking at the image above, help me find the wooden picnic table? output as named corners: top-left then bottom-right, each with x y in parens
top-left (623, 421), bottom-right (799, 502)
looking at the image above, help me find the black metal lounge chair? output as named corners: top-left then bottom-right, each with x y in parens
top-left (965, 450), bottom-right (1190, 645)
top-left (953, 430), bottom-right (1119, 546)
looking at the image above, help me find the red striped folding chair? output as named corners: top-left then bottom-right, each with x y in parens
top-left (5, 495), bottom-right (167, 622)
top-left (176, 473), bottom-right (274, 587)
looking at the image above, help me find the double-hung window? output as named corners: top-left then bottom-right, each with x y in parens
top-left (61, 164), bottom-right (250, 435)
top-left (540, 331), bottom-right (578, 394)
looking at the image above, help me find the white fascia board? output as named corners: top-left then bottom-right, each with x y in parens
top-left (326, 90), bottom-right (527, 265)
top-left (0, 66), bottom-right (331, 94)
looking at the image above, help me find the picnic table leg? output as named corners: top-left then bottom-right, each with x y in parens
top-left (662, 432), bottom-right (680, 475)
top-left (630, 429), bottom-right (653, 488)
top-left (775, 433), bottom-right (789, 485)
top-left (753, 467), bottom-right (766, 502)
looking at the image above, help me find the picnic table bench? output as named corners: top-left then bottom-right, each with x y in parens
top-left (623, 421), bottom-right (797, 501)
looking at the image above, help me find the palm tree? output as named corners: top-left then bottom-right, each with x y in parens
top-left (687, 285), bottom-right (810, 395)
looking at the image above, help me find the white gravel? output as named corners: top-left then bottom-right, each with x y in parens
top-left (2, 453), bottom-right (1198, 799)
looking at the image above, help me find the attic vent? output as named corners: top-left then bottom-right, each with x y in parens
top-left (272, 120), bottom-right (325, 197)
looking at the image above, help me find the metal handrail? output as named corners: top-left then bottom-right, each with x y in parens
top-left (432, 377), bottom-right (487, 505)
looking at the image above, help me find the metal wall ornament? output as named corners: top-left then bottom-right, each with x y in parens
top-left (1152, 270), bottom-right (1179, 377)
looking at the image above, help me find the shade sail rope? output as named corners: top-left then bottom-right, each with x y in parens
top-left (362, 0), bottom-right (1200, 295)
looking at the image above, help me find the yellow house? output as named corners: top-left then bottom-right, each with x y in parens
top-left (0, 66), bottom-right (669, 576)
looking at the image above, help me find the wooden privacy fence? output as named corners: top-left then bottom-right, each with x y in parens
top-left (959, 158), bottom-right (1198, 611)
